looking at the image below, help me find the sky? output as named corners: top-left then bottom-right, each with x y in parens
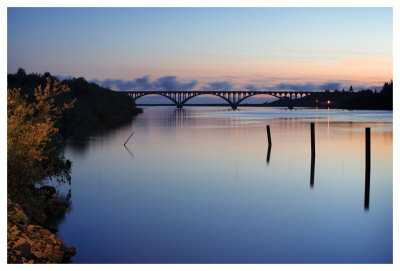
top-left (7, 7), bottom-right (393, 91)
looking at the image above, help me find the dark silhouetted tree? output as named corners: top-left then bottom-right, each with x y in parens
top-left (16, 68), bottom-right (26, 77)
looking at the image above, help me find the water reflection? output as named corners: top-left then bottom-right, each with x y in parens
top-left (59, 107), bottom-right (392, 263)
top-left (364, 170), bottom-right (370, 210)
top-left (310, 151), bottom-right (315, 188)
top-left (133, 107), bottom-right (193, 128)
top-left (66, 117), bottom-right (134, 155)
top-left (134, 106), bottom-right (238, 129)
top-left (124, 145), bottom-right (135, 160)
top-left (266, 144), bottom-right (272, 165)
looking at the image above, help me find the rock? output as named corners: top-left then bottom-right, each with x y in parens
top-left (68, 246), bottom-right (76, 256)
top-left (32, 250), bottom-right (43, 259)
top-left (14, 238), bottom-right (33, 260)
top-left (8, 199), bottom-right (75, 264)
top-left (27, 225), bottom-right (40, 233)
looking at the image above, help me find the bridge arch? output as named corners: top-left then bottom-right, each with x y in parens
top-left (181, 93), bottom-right (234, 107)
top-left (131, 93), bottom-right (179, 106)
top-left (236, 92), bottom-right (283, 105)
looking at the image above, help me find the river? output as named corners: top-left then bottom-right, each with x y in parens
top-left (57, 107), bottom-right (393, 263)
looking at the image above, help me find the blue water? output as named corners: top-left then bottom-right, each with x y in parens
top-left (57, 107), bottom-right (393, 263)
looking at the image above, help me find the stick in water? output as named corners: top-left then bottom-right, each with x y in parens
top-left (124, 130), bottom-right (134, 146)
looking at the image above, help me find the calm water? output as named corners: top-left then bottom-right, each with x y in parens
top-left (57, 107), bottom-right (393, 263)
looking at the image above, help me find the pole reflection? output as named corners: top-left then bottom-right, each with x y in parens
top-left (310, 152), bottom-right (315, 188)
top-left (124, 145), bottom-right (135, 159)
top-left (266, 144), bottom-right (272, 165)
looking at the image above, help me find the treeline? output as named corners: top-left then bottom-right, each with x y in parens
top-left (8, 68), bottom-right (142, 136)
top-left (268, 80), bottom-right (393, 110)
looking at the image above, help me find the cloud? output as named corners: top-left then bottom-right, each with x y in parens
top-left (269, 83), bottom-right (320, 91)
top-left (91, 76), bottom-right (197, 91)
top-left (153, 76), bottom-right (197, 91)
top-left (243, 84), bottom-right (258, 91)
top-left (134, 76), bottom-right (152, 89)
top-left (319, 82), bottom-right (342, 91)
top-left (55, 75), bottom-right (75, 81)
top-left (92, 79), bottom-right (139, 90)
top-left (240, 81), bottom-right (380, 92)
top-left (87, 75), bottom-right (382, 93)
top-left (261, 82), bottom-right (350, 91)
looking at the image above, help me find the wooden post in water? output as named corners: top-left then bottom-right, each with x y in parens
top-left (310, 123), bottom-right (315, 188)
top-left (266, 125), bottom-right (272, 146)
top-left (124, 130), bottom-right (135, 146)
top-left (364, 127), bottom-right (371, 210)
top-left (310, 123), bottom-right (315, 158)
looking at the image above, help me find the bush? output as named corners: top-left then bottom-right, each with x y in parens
top-left (7, 78), bottom-right (74, 198)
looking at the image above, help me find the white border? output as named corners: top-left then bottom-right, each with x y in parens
top-left (1, 1), bottom-right (398, 271)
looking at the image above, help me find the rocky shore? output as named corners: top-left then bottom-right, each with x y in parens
top-left (7, 199), bottom-right (76, 263)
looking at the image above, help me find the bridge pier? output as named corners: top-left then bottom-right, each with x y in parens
top-left (177, 104), bottom-right (183, 109)
top-left (231, 104), bottom-right (238, 110)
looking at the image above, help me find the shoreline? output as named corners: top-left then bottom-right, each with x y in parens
top-left (7, 199), bottom-right (76, 263)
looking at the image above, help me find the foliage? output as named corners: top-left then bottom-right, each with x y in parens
top-left (380, 80), bottom-right (393, 109)
top-left (7, 78), bottom-right (75, 198)
top-left (8, 70), bottom-right (142, 136)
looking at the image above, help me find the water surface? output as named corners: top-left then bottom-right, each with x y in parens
top-left (58, 107), bottom-right (393, 263)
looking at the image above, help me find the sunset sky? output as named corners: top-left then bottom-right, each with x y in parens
top-left (7, 7), bottom-right (392, 91)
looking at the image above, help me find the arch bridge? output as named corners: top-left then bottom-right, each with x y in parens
top-left (121, 90), bottom-right (313, 109)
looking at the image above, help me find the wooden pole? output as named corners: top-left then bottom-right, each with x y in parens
top-left (124, 130), bottom-right (134, 146)
top-left (310, 123), bottom-right (315, 188)
top-left (310, 123), bottom-right (315, 158)
top-left (364, 127), bottom-right (371, 210)
top-left (266, 125), bottom-right (272, 146)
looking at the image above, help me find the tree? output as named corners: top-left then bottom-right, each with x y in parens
top-left (349, 86), bottom-right (354, 92)
top-left (7, 78), bottom-right (75, 197)
top-left (380, 80), bottom-right (393, 109)
top-left (381, 80), bottom-right (393, 95)
top-left (16, 68), bottom-right (26, 77)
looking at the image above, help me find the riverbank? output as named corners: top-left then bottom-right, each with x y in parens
top-left (7, 70), bottom-right (142, 263)
top-left (7, 199), bottom-right (76, 263)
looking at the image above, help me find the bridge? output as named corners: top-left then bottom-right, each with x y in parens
top-left (121, 90), bottom-right (314, 109)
